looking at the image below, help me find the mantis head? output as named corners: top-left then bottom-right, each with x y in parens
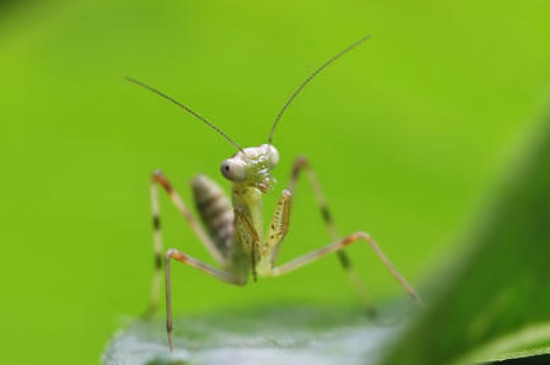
top-left (220, 144), bottom-right (279, 191)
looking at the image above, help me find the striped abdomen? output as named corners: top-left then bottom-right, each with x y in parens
top-left (191, 175), bottom-right (234, 258)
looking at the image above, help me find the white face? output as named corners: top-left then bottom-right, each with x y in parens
top-left (220, 144), bottom-right (279, 183)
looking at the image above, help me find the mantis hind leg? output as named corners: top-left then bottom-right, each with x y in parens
top-left (143, 170), bottom-right (227, 319)
top-left (287, 157), bottom-right (378, 315)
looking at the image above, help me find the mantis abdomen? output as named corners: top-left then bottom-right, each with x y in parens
top-left (192, 175), bottom-right (234, 258)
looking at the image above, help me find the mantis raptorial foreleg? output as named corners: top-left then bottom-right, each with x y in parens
top-left (164, 248), bottom-right (244, 351)
top-left (269, 232), bottom-right (423, 305)
top-left (285, 157), bottom-right (378, 313)
top-left (144, 170), bottom-right (226, 318)
top-left (234, 207), bottom-right (266, 282)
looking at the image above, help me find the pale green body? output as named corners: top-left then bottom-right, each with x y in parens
top-left (220, 144), bottom-right (291, 281)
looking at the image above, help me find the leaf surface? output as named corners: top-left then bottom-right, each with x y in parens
top-left (102, 306), bottom-right (410, 365)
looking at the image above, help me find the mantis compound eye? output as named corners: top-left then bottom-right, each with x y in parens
top-left (267, 145), bottom-right (279, 169)
top-left (221, 159), bottom-right (248, 182)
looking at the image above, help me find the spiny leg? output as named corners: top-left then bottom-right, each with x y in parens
top-left (144, 170), bottom-right (225, 318)
top-left (234, 208), bottom-right (262, 282)
top-left (287, 157), bottom-right (377, 315)
top-left (165, 248), bottom-right (245, 351)
top-left (270, 232), bottom-right (423, 305)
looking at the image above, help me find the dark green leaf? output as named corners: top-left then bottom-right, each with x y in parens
top-left (377, 117), bottom-right (550, 364)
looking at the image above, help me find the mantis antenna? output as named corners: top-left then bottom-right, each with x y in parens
top-left (126, 77), bottom-right (244, 152)
top-left (267, 34), bottom-right (372, 144)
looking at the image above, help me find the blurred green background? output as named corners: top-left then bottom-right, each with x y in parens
top-left (1, 1), bottom-right (549, 364)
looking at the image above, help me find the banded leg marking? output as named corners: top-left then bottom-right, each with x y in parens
top-left (270, 232), bottom-right (423, 305)
top-left (287, 157), bottom-right (375, 312)
top-left (145, 170), bottom-right (225, 318)
top-left (143, 179), bottom-right (164, 318)
top-left (165, 248), bottom-right (244, 351)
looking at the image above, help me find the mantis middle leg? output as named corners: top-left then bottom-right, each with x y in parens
top-left (269, 232), bottom-right (423, 305)
top-left (164, 248), bottom-right (245, 351)
top-left (286, 157), bottom-right (378, 313)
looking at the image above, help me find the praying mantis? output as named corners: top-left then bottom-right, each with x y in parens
top-left (127, 35), bottom-right (422, 351)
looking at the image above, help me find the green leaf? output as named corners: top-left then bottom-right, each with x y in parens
top-left (102, 305), bottom-right (413, 365)
top-left (377, 116), bottom-right (550, 365)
